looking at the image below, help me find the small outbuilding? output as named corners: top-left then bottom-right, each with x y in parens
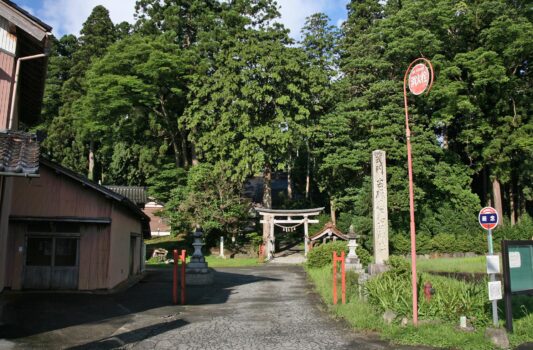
top-left (105, 186), bottom-right (171, 237)
top-left (3, 158), bottom-right (150, 291)
top-left (309, 222), bottom-right (349, 249)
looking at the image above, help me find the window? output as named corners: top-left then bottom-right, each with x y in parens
top-left (26, 237), bottom-right (52, 266)
top-left (54, 238), bottom-right (78, 266)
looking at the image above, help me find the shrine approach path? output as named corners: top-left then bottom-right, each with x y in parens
top-left (127, 265), bottom-right (429, 350)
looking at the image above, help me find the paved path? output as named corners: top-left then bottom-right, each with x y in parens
top-left (1, 266), bottom-right (427, 350)
top-left (127, 266), bottom-right (419, 350)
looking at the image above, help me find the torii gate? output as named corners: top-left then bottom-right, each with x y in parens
top-left (256, 207), bottom-right (324, 260)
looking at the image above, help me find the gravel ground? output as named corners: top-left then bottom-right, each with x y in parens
top-left (1, 265), bottom-right (431, 350)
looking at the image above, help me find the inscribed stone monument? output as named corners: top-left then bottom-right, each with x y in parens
top-left (371, 150), bottom-right (389, 265)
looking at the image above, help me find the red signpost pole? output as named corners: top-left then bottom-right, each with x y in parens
top-left (403, 58), bottom-right (434, 326)
top-left (341, 251), bottom-right (346, 305)
top-left (333, 251), bottom-right (338, 305)
top-left (173, 249), bottom-right (178, 305)
top-left (180, 250), bottom-right (186, 305)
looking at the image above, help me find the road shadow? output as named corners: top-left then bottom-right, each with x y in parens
top-left (0, 267), bottom-right (281, 345)
top-left (66, 318), bottom-right (188, 350)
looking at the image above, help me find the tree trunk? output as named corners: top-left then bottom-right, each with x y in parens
top-left (492, 178), bottom-right (504, 226)
top-left (262, 163), bottom-right (272, 209)
top-left (180, 130), bottom-right (190, 168)
top-left (287, 154), bottom-right (293, 200)
top-left (88, 140), bottom-right (95, 181)
top-left (483, 168), bottom-right (489, 206)
top-left (330, 198), bottom-right (336, 225)
top-left (171, 136), bottom-right (181, 168)
top-left (305, 141), bottom-right (310, 200)
top-left (509, 182), bottom-right (516, 226)
top-left (191, 142), bottom-right (199, 166)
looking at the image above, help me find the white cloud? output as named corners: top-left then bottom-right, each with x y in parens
top-left (276, 0), bottom-right (347, 41)
top-left (40, 0), bottom-right (136, 36)
top-left (38, 0), bottom-right (347, 40)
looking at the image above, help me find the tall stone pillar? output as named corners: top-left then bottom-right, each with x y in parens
top-left (371, 150), bottom-right (389, 267)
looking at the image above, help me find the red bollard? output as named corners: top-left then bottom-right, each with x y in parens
top-left (173, 249), bottom-right (187, 305)
top-left (173, 249), bottom-right (178, 304)
top-left (332, 251), bottom-right (346, 305)
top-left (333, 252), bottom-right (338, 305)
top-left (180, 249), bottom-right (186, 305)
top-left (341, 251), bottom-right (346, 305)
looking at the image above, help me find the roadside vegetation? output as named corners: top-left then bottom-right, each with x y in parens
top-left (306, 242), bottom-right (533, 349)
top-left (145, 235), bottom-right (262, 268)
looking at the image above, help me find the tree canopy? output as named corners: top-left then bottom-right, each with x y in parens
top-left (35, 0), bottom-right (532, 241)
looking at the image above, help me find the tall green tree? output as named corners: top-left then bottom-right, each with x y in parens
top-left (79, 34), bottom-right (193, 184)
top-left (299, 13), bottom-right (339, 208)
top-left (43, 6), bottom-right (117, 176)
top-left (184, 28), bottom-right (314, 209)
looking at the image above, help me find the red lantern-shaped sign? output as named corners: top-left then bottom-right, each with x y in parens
top-left (408, 63), bottom-right (430, 95)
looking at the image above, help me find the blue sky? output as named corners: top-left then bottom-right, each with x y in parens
top-left (13, 0), bottom-right (349, 40)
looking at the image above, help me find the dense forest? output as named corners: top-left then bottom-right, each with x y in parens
top-left (31, 0), bottom-right (532, 250)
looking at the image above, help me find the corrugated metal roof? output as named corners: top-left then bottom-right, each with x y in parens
top-left (0, 130), bottom-right (39, 175)
top-left (105, 186), bottom-right (148, 206)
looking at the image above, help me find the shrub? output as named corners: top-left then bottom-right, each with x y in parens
top-left (356, 247), bottom-right (372, 267)
top-left (365, 270), bottom-right (490, 326)
top-left (307, 241), bottom-right (347, 268)
top-left (430, 233), bottom-right (456, 252)
top-left (390, 234), bottom-right (410, 255)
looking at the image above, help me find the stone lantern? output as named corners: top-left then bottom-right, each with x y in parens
top-left (185, 226), bottom-right (214, 285)
top-left (345, 225), bottom-right (364, 275)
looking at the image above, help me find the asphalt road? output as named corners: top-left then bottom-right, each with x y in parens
top-left (1, 265), bottom-right (429, 350)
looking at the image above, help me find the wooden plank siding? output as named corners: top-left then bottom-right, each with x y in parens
top-left (4, 223), bottom-right (25, 290)
top-left (108, 204), bottom-right (143, 288)
top-left (11, 166), bottom-right (113, 218)
top-left (0, 17), bottom-right (17, 54)
top-left (0, 17), bottom-right (16, 129)
top-left (78, 224), bottom-right (110, 290)
top-left (0, 51), bottom-right (15, 129)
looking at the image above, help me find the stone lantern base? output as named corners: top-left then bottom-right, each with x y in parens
top-left (186, 267), bottom-right (215, 285)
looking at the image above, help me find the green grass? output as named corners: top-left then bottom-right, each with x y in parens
top-left (145, 236), bottom-right (261, 268)
top-left (204, 256), bottom-right (261, 267)
top-left (305, 265), bottom-right (533, 349)
top-left (416, 256), bottom-right (487, 273)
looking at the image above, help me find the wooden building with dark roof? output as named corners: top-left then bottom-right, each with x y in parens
top-left (4, 158), bottom-right (150, 290)
top-left (0, 0), bottom-right (51, 293)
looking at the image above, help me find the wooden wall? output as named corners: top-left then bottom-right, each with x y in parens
top-left (0, 17), bottom-right (16, 129)
top-left (108, 204), bottom-right (143, 289)
top-left (11, 165), bottom-right (112, 218)
top-left (78, 224), bottom-right (110, 290)
top-left (4, 223), bottom-right (26, 290)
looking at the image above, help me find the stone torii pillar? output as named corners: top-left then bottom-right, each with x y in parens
top-left (256, 208), bottom-right (324, 261)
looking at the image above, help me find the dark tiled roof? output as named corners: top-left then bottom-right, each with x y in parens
top-left (0, 130), bottom-right (39, 175)
top-left (105, 186), bottom-right (147, 206)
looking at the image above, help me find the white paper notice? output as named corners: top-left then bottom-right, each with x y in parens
top-left (509, 252), bottom-right (521, 268)
top-left (486, 255), bottom-right (500, 274)
top-left (488, 281), bottom-right (502, 301)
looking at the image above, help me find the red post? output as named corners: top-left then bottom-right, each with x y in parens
top-left (341, 251), bottom-right (346, 305)
top-left (332, 251), bottom-right (346, 305)
top-left (403, 57), bottom-right (434, 326)
top-left (180, 249), bottom-right (186, 305)
top-left (333, 251), bottom-right (337, 305)
top-left (172, 249), bottom-right (178, 305)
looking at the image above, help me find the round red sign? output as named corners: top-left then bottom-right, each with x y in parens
top-left (478, 207), bottom-right (499, 230)
top-left (408, 63), bottom-right (430, 95)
